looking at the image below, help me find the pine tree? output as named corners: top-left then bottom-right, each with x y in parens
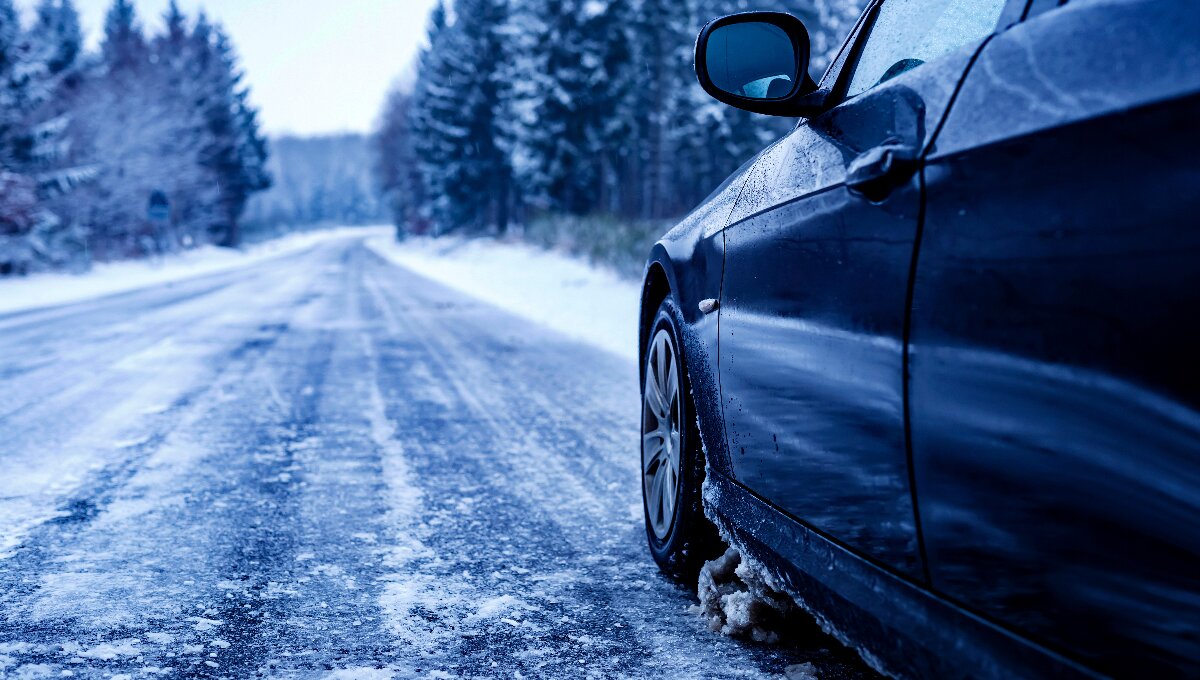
top-left (101, 0), bottom-right (148, 75)
top-left (160, 0), bottom-right (188, 51)
top-left (625, 0), bottom-right (686, 218)
top-left (17, 0), bottom-right (93, 268)
top-left (413, 0), bottom-right (512, 234)
top-left (188, 17), bottom-right (270, 247)
top-left (503, 0), bottom-right (636, 216)
top-left (41, 0), bottom-right (82, 75)
top-left (0, 0), bottom-right (23, 166)
top-left (21, 0), bottom-right (86, 173)
top-left (374, 87), bottom-right (426, 237)
top-left (0, 0), bottom-right (37, 272)
top-left (148, 1), bottom-right (220, 250)
top-left (409, 1), bottom-right (454, 229)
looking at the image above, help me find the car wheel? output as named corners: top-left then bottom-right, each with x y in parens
top-left (642, 297), bottom-right (721, 583)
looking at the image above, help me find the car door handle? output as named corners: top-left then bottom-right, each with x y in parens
top-left (846, 143), bottom-right (919, 201)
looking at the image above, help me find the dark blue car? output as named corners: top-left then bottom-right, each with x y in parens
top-left (637, 0), bottom-right (1200, 676)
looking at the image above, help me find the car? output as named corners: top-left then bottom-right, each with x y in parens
top-left (637, 0), bottom-right (1200, 677)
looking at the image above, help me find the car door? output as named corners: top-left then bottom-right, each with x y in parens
top-left (718, 0), bottom-right (1013, 578)
top-left (908, 0), bottom-right (1200, 674)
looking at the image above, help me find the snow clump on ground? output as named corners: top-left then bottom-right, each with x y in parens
top-left (693, 546), bottom-right (797, 644)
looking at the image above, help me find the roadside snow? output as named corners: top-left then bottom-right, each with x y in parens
top-left (366, 234), bottom-right (640, 361)
top-left (0, 226), bottom-right (391, 315)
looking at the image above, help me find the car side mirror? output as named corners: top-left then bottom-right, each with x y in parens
top-left (695, 12), bottom-right (824, 118)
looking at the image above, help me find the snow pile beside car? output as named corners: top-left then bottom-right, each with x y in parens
top-left (366, 234), bottom-right (640, 361)
top-left (694, 546), bottom-right (797, 644)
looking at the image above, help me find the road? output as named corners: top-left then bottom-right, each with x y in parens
top-left (0, 236), bottom-right (869, 679)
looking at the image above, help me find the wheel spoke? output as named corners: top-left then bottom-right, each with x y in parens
top-left (644, 371), bottom-right (668, 421)
top-left (642, 433), bottom-right (665, 474)
top-left (649, 467), bottom-right (665, 525)
top-left (663, 467), bottom-right (676, 519)
top-left (655, 335), bottom-right (669, 400)
top-left (665, 352), bottom-right (679, 414)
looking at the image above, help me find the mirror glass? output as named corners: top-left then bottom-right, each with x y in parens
top-left (705, 22), bottom-right (798, 100)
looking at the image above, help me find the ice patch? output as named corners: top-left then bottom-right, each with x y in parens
top-left (76, 638), bottom-right (141, 660)
top-left (187, 616), bottom-right (222, 632)
top-left (8, 664), bottom-right (57, 678)
top-left (693, 547), bottom-right (795, 644)
top-left (470, 595), bottom-right (528, 620)
top-left (325, 669), bottom-right (395, 680)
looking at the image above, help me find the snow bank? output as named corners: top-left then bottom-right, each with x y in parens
top-left (0, 226), bottom-right (391, 315)
top-left (366, 234), bottom-right (640, 361)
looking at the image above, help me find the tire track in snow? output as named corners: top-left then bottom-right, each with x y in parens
top-left (357, 247), bottom-right (807, 679)
top-left (0, 247), bottom-right (329, 565)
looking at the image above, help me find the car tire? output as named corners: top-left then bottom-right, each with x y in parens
top-left (642, 297), bottom-right (722, 583)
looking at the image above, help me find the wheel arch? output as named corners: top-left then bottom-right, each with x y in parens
top-left (639, 254), bottom-right (674, 374)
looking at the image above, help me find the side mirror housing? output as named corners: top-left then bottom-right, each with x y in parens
top-left (695, 12), bottom-right (824, 118)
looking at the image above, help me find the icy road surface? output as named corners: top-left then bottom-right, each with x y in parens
top-left (0, 236), bottom-right (871, 679)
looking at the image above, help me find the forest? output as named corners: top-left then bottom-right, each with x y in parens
top-left (0, 0), bottom-right (269, 274)
top-left (374, 0), bottom-right (866, 244)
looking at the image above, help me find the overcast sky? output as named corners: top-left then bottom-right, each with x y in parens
top-left (59, 0), bottom-right (439, 136)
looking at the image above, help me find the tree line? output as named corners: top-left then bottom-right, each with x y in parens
top-left (0, 0), bottom-right (269, 275)
top-left (374, 0), bottom-right (865, 237)
top-left (243, 134), bottom-right (389, 240)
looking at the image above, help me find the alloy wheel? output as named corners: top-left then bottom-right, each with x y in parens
top-left (643, 328), bottom-right (683, 540)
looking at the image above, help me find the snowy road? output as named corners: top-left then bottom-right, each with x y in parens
top-left (0, 236), bottom-right (870, 679)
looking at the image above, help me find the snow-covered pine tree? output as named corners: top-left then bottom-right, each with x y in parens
top-left (101, 0), bottom-right (148, 75)
top-left (0, 0), bottom-right (25, 167)
top-left (15, 0), bottom-right (94, 269)
top-left (408, 0), bottom-right (452, 229)
top-left (589, 0), bottom-right (639, 216)
top-left (0, 0), bottom-right (37, 272)
top-left (188, 17), bottom-right (270, 247)
top-left (374, 87), bottom-right (426, 237)
top-left (623, 0), bottom-right (694, 218)
top-left (30, 0), bottom-right (82, 78)
top-left (68, 0), bottom-right (159, 258)
top-left (503, 0), bottom-right (635, 217)
top-left (145, 0), bottom-right (221, 251)
top-left (663, 0), bottom-right (791, 214)
top-left (413, 0), bottom-right (512, 234)
top-left (231, 77), bottom-right (271, 229)
top-left (154, 0), bottom-right (191, 77)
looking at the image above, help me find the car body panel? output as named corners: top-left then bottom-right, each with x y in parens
top-left (715, 29), bottom-right (988, 579)
top-left (910, 0), bottom-right (1200, 673)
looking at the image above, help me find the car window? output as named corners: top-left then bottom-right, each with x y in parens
top-left (845, 0), bottom-right (1007, 98)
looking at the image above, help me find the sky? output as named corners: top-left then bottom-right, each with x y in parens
top-left (58, 0), bottom-right (440, 136)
